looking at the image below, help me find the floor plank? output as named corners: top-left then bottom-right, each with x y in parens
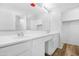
top-left (52, 44), bottom-right (79, 56)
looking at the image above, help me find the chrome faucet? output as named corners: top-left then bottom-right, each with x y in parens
top-left (46, 30), bottom-right (50, 33)
top-left (17, 31), bottom-right (24, 37)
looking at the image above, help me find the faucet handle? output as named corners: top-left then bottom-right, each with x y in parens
top-left (17, 31), bottom-right (24, 37)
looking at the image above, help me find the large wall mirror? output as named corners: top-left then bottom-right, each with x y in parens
top-left (0, 10), bottom-right (16, 31)
top-left (15, 15), bottom-right (27, 31)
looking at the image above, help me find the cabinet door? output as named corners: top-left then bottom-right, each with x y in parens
top-left (45, 34), bottom-right (59, 55)
top-left (0, 41), bottom-right (32, 56)
top-left (32, 38), bottom-right (45, 56)
top-left (53, 34), bottom-right (60, 49)
top-left (18, 50), bottom-right (32, 56)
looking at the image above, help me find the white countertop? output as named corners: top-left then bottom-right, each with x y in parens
top-left (0, 30), bottom-right (59, 48)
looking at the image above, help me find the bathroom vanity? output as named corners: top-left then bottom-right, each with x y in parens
top-left (0, 4), bottom-right (61, 56)
top-left (0, 31), bottom-right (59, 56)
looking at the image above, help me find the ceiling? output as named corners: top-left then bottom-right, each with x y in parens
top-left (0, 3), bottom-right (79, 19)
top-left (56, 3), bottom-right (79, 13)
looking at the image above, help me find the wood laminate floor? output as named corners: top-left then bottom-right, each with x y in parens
top-left (52, 44), bottom-right (79, 56)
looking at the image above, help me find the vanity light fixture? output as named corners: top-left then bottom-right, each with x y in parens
top-left (30, 3), bottom-right (36, 7)
top-left (36, 3), bottom-right (53, 13)
top-left (30, 3), bottom-right (54, 13)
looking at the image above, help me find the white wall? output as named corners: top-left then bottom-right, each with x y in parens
top-left (62, 21), bottom-right (79, 45)
top-left (61, 7), bottom-right (79, 45)
top-left (62, 7), bottom-right (79, 21)
top-left (0, 7), bottom-right (28, 31)
top-left (50, 10), bottom-right (62, 33)
top-left (42, 9), bottom-right (62, 33)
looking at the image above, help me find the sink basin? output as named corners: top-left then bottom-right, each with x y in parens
top-left (3, 30), bottom-right (47, 40)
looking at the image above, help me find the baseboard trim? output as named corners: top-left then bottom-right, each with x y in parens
top-left (45, 53), bottom-right (51, 56)
top-left (58, 42), bottom-right (64, 49)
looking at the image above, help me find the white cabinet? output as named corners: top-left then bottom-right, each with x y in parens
top-left (0, 41), bottom-right (32, 56)
top-left (31, 33), bottom-right (59, 56)
top-left (32, 38), bottom-right (45, 56)
top-left (18, 50), bottom-right (32, 56)
top-left (53, 34), bottom-right (60, 49)
top-left (0, 33), bottom-right (59, 56)
top-left (45, 34), bottom-right (59, 55)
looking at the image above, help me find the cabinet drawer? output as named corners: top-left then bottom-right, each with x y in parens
top-left (0, 40), bottom-right (32, 56)
top-left (18, 50), bottom-right (32, 56)
top-left (42, 35), bottom-right (54, 42)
